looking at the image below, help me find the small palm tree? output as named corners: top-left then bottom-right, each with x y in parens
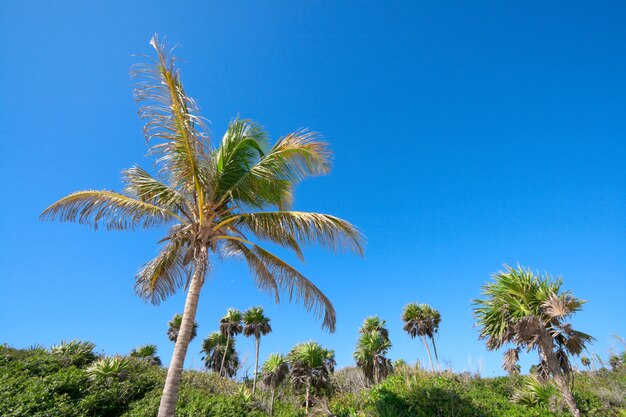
top-left (580, 356), bottom-right (591, 371)
top-left (167, 313), bottom-right (198, 343)
top-left (288, 341), bottom-right (335, 414)
top-left (129, 344), bottom-right (162, 366)
top-left (354, 316), bottom-right (392, 384)
top-left (261, 353), bottom-right (289, 416)
top-left (243, 306), bottom-right (272, 395)
top-left (401, 303), bottom-right (441, 371)
top-left (473, 265), bottom-right (593, 417)
top-left (219, 308), bottom-right (243, 377)
top-left (200, 332), bottom-right (240, 378)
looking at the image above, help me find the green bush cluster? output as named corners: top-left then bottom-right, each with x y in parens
top-left (1, 343), bottom-right (624, 416)
top-left (329, 368), bottom-right (626, 417)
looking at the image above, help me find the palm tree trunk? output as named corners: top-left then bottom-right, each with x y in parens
top-left (270, 387), bottom-right (276, 417)
top-left (538, 334), bottom-right (580, 417)
top-left (421, 335), bottom-right (435, 371)
top-left (157, 260), bottom-right (206, 417)
top-left (305, 377), bottom-right (311, 414)
top-left (219, 333), bottom-right (231, 377)
top-left (430, 336), bottom-right (440, 371)
top-left (252, 335), bottom-right (260, 395)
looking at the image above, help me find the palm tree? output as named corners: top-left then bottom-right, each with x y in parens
top-left (243, 306), bottom-right (272, 395)
top-left (261, 353), bottom-right (289, 416)
top-left (200, 331), bottom-right (240, 377)
top-left (473, 265), bottom-right (593, 417)
top-left (167, 313), bottom-right (198, 343)
top-left (40, 35), bottom-right (364, 417)
top-left (401, 303), bottom-right (441, 371)
top-left (354, 316), bottom-right (392, 384)
top-left (129, 344), bottom-right (162, 366)
top-left (288, 341), bottom-right (335, 414)
top-left (219, 308), bottom-right (243, 377)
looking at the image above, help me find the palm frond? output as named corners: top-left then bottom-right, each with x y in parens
top-left (134, 239), bottom-right (190, 304)
top-left (225, 211), bottom-right (365, 256)
top-left (251, 244), bottom-right (336, 332)
top-left (217, 130), bottom-right (331, 208)
top-left (40, 190), bottom-right (180, 230)
top-left (122, 165), bottom-right (190, 217)
top-left (219, 239), bottom-right (280, 302)
top-left (221, 236), bottom-right (336, 332)
top-left (131, 35), bottom-right (209, 209)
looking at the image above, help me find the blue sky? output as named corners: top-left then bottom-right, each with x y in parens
top-left (1, 1), bottom-right (625, 376)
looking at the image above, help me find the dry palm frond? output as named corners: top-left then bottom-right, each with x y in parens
top-left (503, 348), bottom-right (520, 374)
top-left (40, 190), bottom-right (179, 230)
top-left (228, 211), bottom-right (365, 256)
top-left (134, 239), bottom-right (190, 304)
top-left (219, 239), bottom-right (279, 302)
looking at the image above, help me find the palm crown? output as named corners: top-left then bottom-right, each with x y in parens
top-left (243, 306), bottom-right (272, 338)
top-left (41, 36), bottom-right (364, 332)
top-left (167, 313), bottom-right (198, 343)
top-left (220, 308), bottom-right (243, 337)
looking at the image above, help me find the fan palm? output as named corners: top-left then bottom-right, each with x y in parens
top-left (243, 306), bottom-right (272, 395)
top-left (473, 265), bottom-right (593, 417)
top-left (401, 303), bottom-right (441, 371)
top-left (129, 344), bottom-right (162, 366)
top-left (200, 331), bottom-right (240, 378)
top-left (261, 353), bottom-right (289, 416)
top-left (40, 35), bottom-right (364, 417)
top-left (359, 315), bottom-right (390, 341)
top-left (288, 341), bottom-right (335, 414)
top-left (219, 308), bottom-right (243, 377)
top-left (167, 313), bottom-right (198, 343)
top-left (354, 316), bottom-right (392, 384)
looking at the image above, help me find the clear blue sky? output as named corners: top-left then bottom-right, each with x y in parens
top-left (1, 1), bottom-right (625, 377)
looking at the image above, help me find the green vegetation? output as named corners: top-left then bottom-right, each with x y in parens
top-left (2, 342), bottom-right (624, 417)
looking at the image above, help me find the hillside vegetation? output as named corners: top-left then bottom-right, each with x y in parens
top-left (1, 342), bottom-right (624, 417)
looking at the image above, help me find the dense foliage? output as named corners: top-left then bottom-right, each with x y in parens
top-left (2, 342), bottom-right (624, 417)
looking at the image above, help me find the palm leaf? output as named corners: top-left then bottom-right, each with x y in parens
top-left (40, 190), bottom-right (180, 230)
top-left (217, 130), bottom-right (332, 208)
top-left (134, 239), bottom-right (190, 304)
top-left (224, 211), bottom-right (365, 256)
top-left (122, 165), bottom-right (190, 217)
top-left (131, 34), bottom-right (209, 215)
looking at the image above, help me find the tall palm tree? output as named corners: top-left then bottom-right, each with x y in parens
top-left (40, 35), bottom-right (365, 417)
top-left (288, 341), bottom-right (335, 414)
top-left (401, 303), bottom-right (440, 371)
top-left (261, 353), bottom-right (289, 416)
top-left (200, 331), bottom-right (239, 377)
top-left (167, 313), bottom-right (198, 343)
top-left (354, 316), bottom-right (392, 384)
top-left (243, 306), bottom-right (272, 395)
top-left (219, 308), bottom-right (243, 377)
top-left (473, 265), bottom-right (593, 417)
